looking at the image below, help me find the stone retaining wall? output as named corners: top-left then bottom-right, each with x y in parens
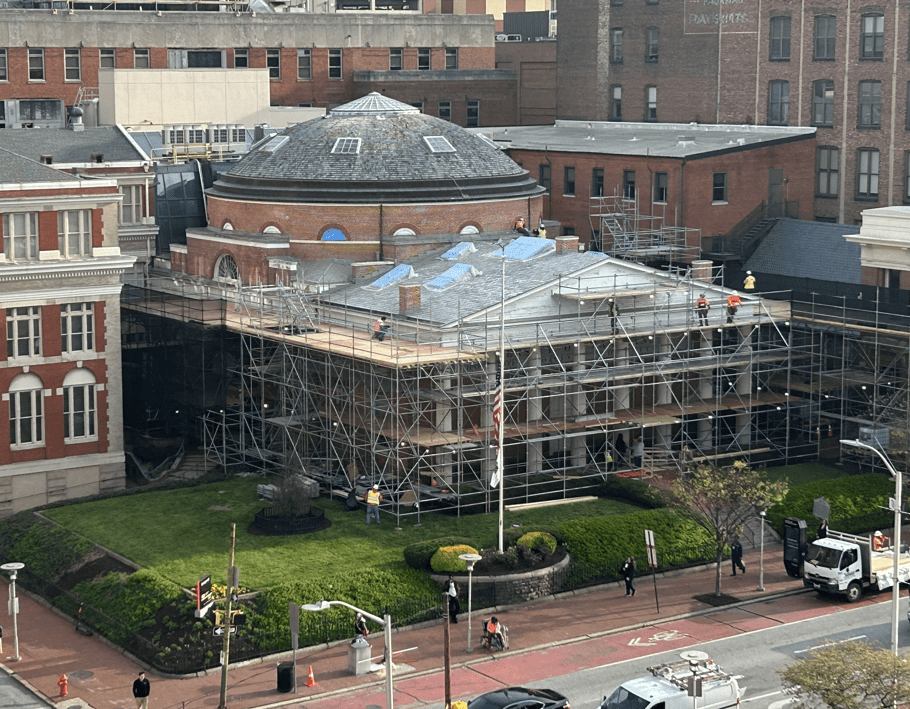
top-left (431, 553), bottom-right (571, 606)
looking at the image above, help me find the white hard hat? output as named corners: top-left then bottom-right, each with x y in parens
top-left (875, 530), bottom-right (883, 536)
top-left (373, 484), bottom-right (379, 490)
top-left (747, 271), bottom-right (752, 275)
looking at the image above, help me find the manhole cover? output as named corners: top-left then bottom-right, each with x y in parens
top-left (67, 671), bottom-right (94, 681)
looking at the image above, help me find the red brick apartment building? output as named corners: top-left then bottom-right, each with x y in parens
top-left (0, 10), bottom-right (517, 129)
top-left (481, 121), bottom-right (815, 251)
top-left (557, 0), bottom-right (910, 225)
top-left (0, 150), bottom-right (135, 515)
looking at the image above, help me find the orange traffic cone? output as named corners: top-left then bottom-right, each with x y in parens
top-left (305, 664), bottom-right (317, 688)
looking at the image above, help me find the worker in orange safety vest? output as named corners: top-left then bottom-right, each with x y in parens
top-left (726, 294), bottom-right (742, 324)
top-left (695, 294), bottom-right (710, 326)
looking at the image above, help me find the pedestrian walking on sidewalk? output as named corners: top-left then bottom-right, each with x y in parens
top-left (445, 576), bottom-right (461, 623)
top-left (132, 672), bottom-right (150, 709)
top-left (730, 539), bottom-right (745, 576)
top-left (621, 556), bottom-right (636, 596)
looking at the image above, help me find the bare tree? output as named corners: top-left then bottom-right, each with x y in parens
top-left (779, 639), bottom-right (910, 709)
top-left (668, 460), bottom-right (787, 596)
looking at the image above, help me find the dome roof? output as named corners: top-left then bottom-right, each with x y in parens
top-left (208, 93), bottom-right (544, 204)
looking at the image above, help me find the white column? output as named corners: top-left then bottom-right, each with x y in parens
top-left (526, 348), bottom-right (543, 475)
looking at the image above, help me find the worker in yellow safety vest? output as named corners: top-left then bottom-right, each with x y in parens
top-left (744, 271), bottom-right (756, 290)
top-left (365, 484), bottom-right (382, 525)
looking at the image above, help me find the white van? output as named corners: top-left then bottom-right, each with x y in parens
top-left (601, 652), bottom-right (744, 709)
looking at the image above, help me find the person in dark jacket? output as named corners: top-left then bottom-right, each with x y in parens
top-left (817, 519), bottom-right (828, 540)
top-left (730, 539), bottom-right (746, 576)
top-left (132, 672), bottom-right (151, 709)
top-left (445, 576), bottom-right (461, 623)
top-left (621, 556), bottom-right (636, 596)
top-left (614, 434), bottom-right (627, 468)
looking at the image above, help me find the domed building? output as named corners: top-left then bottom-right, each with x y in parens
top-left (172, 93), bottom-right (544, 285)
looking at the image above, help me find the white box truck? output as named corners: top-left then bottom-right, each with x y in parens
top-left (600, 652), bottom-right (744, 709)
top-left (802, 529), bottom-right (910, 602)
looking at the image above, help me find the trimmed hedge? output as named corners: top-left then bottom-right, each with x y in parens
top-left (557, 508), bottom-right (714, 567)
top-left (517, 531), bottom-right (557, 554)
top-left (403, 536), bottom-right (476, 571)
top-left (430, 545), bottom-right (481, 573)
top-left (0, 513), bottom-right (93, 581)
top-left (600, 476), bottom-right (667, 509)
top-left (766, 473), bottom-right (893, 536)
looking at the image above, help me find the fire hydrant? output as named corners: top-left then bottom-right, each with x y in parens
top-left (58, 674), bottom-right (68, 697)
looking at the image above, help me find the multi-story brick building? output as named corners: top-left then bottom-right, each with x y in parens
top-left (0, 8), bottom-right (517, 129)
top-left (0, 147), bottom-right (135, 515)
top-left (557, 0), bottom-right (910, 225)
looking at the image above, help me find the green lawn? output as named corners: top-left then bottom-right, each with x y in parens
top-left (763, 462), bottom-right (846, 486)
top-left (44, 479), bottom-right (639, 589)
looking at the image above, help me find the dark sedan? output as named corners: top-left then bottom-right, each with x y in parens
top-left (468, 687), bottom-right (571, 709)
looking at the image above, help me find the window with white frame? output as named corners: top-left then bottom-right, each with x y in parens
top-left (6, 306), bottom-right (41, 359)
top-left (61, 303), bottom-right (94, 354)
top-left (0, 49), bottom-right (7, 81)
top-left (134, 48), bottom-right (150, 68)
top-left (234, 48), bottom-right (249, 68)
top-left (63, 368), bottom-right (97, 442)
top-left (328, 48), bottom-right (342, 79)
top-left (120, 185), bottom-right (142, 224)
top-left (216, 254), bottom-right (240, 282)
top-left (3, 212), bottom-right (39, 261)
top-left (857, 148), bottom-right (880, 198)
top-left (438, 101), bottom-right (452, 121)
top-left (297, 48), bottom-right (312, 80)
top-left (9, 373), bottom-right (44, 447)
top-left (445, 47), bottom-right (457, 70)
top-left (99, 48), bottom-right (116, 68)
top-left (64, 48), bottom-right (81, 81)
top-left (58, 210), bottom-right (92, 257)
top-left (28, 48), bottom-right (45, 81)
top-left (389, 48), bottom-right (402, 71)
top-left (418, 47), bottom-right (430, 70)
top-left (645, 86), bottom-right (657, 121)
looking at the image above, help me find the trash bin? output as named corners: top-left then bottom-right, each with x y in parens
top-left (276, 662), bottom-right (294, 693)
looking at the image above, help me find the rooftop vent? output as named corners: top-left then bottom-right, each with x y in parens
top-left (676, 135), bottom-right (696, 146)
top-left (40, 155), bottom-right (53, 164)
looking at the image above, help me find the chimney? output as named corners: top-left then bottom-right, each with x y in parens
top-left (352, 261), bottom-right (387, 279)
top-left (555, 236), bottom-right (579, 253)
top-left (692, 259), bottom-right (713, 281)
top-left (399, 284), bottom-right (421, 312)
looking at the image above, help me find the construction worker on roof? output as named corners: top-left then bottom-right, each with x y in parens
top-left (726, 293), bottom-right (742, 324)
top-left (744, 271), bottom-right (756, 290)
top-left (695, 293), bottom-right (710, 326)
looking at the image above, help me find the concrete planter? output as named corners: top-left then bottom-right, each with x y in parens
top-left (431, 553), bottom-right (571, 606)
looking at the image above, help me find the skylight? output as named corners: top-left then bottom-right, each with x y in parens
top-left (332, 137), bottom-right (362, 155)
top-left (261, 135), bottom-right (289, 154)
top-left (501, 236), bottom-right (554, 260)
top-left (424, 136), bottom-right (456, 153)
top-left (426, 264), bottom-right (476, 291)
top-left (366, 264), bottom-right (415, 290)
top-left (440, 242), bottom-right (477, 260)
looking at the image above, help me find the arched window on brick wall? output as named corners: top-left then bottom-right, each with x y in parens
top-left (215, 254), bottom-right (240, 283)
top-left (9, 372), bottom-right (44, 448)
top-left (62, 368), bottom-right (97, 442)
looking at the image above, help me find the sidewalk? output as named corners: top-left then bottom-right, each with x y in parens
top-left (0, 544), bottom-right (809, 709)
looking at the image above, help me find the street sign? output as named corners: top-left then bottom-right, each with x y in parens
top-left (213, 626), bottom-right (237, 637)
top-left (196, 574), bottom-right (212, 610)
top-left (645, 529), bottom-right (657, 568)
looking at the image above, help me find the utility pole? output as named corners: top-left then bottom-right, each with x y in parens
top-left (218, 523), bottom-right (236, 709)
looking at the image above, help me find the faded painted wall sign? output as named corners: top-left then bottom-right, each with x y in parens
top-left (685, 0), bottom-right (757, 34)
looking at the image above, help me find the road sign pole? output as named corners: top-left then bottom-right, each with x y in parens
top-left (645, 529), bottom-right (659, 614)
top-left (218, 524), bottom-right (236, 709)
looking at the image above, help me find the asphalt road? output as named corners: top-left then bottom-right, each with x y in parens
top-left (409, 597), bottom-right (904, 709)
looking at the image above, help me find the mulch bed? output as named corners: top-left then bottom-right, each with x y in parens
top-left (693, 593), bottom-right (741, 607)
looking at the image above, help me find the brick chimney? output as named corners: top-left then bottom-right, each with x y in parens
top-left (352, 261), bottom-right (389, 279)
top-left (555, 236), bottom-right (579, 253)
top-left (399, 284), bottom-right (422, 312)
top-left (691, 260), bottom-right (713, 280)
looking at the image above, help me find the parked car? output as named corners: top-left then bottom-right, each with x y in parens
top-left (468, 687), bottom-right (570, 709)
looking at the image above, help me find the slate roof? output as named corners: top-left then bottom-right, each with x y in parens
top-left (745, 218), bottom-right (861, 284)
top-left (0, 147), bottom-right (81, 184)
top-left (319, 238), bottom-right (633, 327)
top-left (209, 93), bottom-right (543, 204)
top-left (0, 126), bottom-right (148, 164)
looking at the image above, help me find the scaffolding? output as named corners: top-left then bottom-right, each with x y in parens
top-left (787, 293), bottom-right (910, 471)
top-left (191, 255), bottom-right (801, 526)
top-left (589, 189), bottom-right (700, 266)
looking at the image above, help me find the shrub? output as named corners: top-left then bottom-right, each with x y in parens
top-left (766, 473), bottom-right (893, 535)
top-left (403, 537), bottom-right (475, 571)
top-left (517, 531), bottom-right (557, 555)
top-left (600, 476), bottom-right (666, 509)
top-left (430, 545), bottom-right (480, 573)
top-left (558, 508), bottom-right (713, 568)
top-left (503, 525), bottom-right (563, 548)
top-left (0, 513), bottom-right (93, 581)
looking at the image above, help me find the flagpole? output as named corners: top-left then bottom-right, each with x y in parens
top-left (497, 246), bottom-right (505, 553)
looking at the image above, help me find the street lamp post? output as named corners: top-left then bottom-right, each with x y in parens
top-left (841, 438), bottom-right (903, 657)
top-left (1, 562), bottom-right (24, 662)
top-left (459, 553), bottom-right (482, 653)
top-left (757, 510), bottom-right (766, 592)
top-left (301, 600), bottom-right (393, 709)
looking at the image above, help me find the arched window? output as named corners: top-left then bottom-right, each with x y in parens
top-left (9, 372), bottom-right (44, 447)
top-left (63, 368), bottom-right (97, 442)
top-left (222, 222), bottom-right (234, 231)
top-left (321, 228), bottom-right (347, 241)
top-left (263, 226), bottom-right (282, 234)
top-left (393, 228), bottom-right (416, 236)
top-left (460, 225), bottom-right (479, 235)
top-left (215, 254), bottom-right (240, 282)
